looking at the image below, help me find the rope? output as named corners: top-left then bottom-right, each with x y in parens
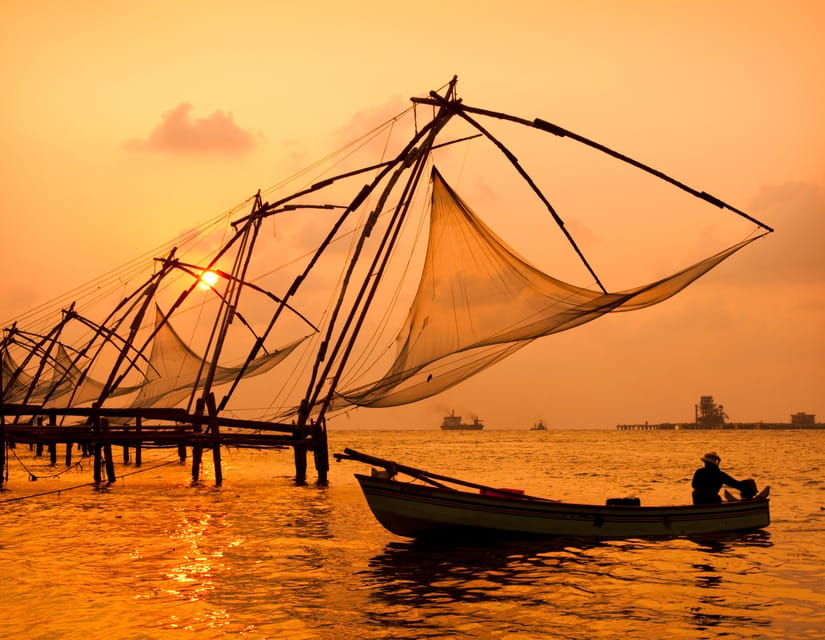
top-left (0, 452), bottom-right (181, 503)
top-left (8, 444), bottom-right (85, 480)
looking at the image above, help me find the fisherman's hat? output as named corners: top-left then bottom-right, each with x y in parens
top-left (701, 452), bottom-right (721, 466)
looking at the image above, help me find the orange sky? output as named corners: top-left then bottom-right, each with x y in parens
top-left (1, 1), bottom-right (823, 428)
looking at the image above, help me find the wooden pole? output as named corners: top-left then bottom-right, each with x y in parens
top-left (92, 412), bottom-right (102, 483)
top-left (135, 416), bottom-right (142, 467)
top-left (312, 419), bottom-right (329, 484)
top-left (93, 447), bottom-right (102, 483)
top-left (294, 425), bottom-right (307, 484)
top-left (335, 448), bottom-right (556, 501)
top-left (0, 360), bottom-right (4, 486)
top-left (205, 393), bottom-right (222, 486)
top-left (191, 398), bottom-right (204, 483)
top-left (103, 417), bottom-right (116, 484)
top-left (191, 445), bottom-right (202, 482)
top-left (48, 414), bottom-right (57, 465)
top-left (0, 421), bottom-right (5, 488)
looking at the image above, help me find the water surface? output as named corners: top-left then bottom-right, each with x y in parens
top-left (1, 429), bottom-right (823, 639)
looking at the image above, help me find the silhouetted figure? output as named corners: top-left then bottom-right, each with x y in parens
top-left (692, 452), bottom-right (755, 504)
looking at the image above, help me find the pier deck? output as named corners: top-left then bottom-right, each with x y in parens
top-left (0, 398), bottom-right (328, 487)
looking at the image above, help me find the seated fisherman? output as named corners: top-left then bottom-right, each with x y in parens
top-left (692, 452), bottom-right (756, 504)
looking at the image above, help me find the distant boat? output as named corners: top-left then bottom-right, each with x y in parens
top-left (440, 410), bottom-right (484, 430)
top-left (531, 419), bottom-right (547, 431)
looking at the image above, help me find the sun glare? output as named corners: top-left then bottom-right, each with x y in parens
top-left (198, 270), bottom-right (220, 290)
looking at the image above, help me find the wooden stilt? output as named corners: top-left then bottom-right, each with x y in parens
top-left (102, 418), bottom-right (116, 483)
top-left (191, 446), bottom-right (202, 482)
top-left (212, 447), bottom-right (222, 486)
top-left (206, 393), bottom-right (222, 487)
top-left (104, 444), bottom-right (116, 483)
top-left (93, 443), bottom-right (102, 484)
top-left (191, 398), bottom-right (205, 483)
top-left (47, 414), bottom-right (57, 465)
top-left (0, 424), bottom-right (5, 487)
top-left (65, 442), bottom-right (72, 466)
top-left (135, 416), bottom-right (142, 467)
top-left (313, 420), bottom-right (329, 484)
top-left (294, 430), bottom-right (307, 484)
top-left (0, 366), bottom-right (5, 485)
top-left (93, 413), bottom-right (102, 483)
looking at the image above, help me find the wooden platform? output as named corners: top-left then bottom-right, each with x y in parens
top-left (0, 398), bottom-right (329, 487)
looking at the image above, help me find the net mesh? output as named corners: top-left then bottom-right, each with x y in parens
top-left (129, 308), bottom-right (307, 408)
top-left (339, 168), bottom-right (756, 407)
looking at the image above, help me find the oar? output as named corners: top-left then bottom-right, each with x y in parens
top-left (335, 448), bottom-right (556, 502)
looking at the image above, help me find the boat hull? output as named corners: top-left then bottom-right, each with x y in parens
top-left (440, 424), bottom-right (483, 430)
top-left (354, 474), bottom-right (770, 539)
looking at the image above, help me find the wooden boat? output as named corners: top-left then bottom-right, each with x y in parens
top-left (530, 419), bottom-right (547, 431)
top-left (336, 449), bottom-right (770, 539)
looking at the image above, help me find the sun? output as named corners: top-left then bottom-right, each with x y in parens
top-left (198, 270), bottom-right (220, 290)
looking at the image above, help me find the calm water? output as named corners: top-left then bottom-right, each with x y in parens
top-left (1, 429), bottom-right (824, 639)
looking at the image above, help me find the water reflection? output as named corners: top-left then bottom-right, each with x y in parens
top-left (121, 482), bottom-right (343, 637)
top-left (358, 531), bottom-right (780, 638)
top-left (685, 530), bottom-right (774, 634)
top-left (362, 537), bottom-right (611, 613)
top-left (687, 529), bottom-right (774, 553)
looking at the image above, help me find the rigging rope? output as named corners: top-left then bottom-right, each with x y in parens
top-left (0, 452), bottom-right (182, 504)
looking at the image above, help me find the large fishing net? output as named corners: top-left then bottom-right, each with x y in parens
top-left (339, 168), bottom-right (757, 407)
top-left (129, 308), bottom-right (307, 408)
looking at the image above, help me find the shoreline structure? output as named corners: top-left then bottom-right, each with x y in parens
top-left (617, 395), bottom-right (823, 430)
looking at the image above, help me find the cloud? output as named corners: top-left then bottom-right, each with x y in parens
top-left (334, 97), bottom-right (408, 142)
top-left (125, 103), bottom-right (258, 154)
top-left (331, 96), bottom-right (411, 162)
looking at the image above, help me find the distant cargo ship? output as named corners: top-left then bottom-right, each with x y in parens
top-left (531, 419), bottom-right (548, 431)
top-left (440, 411), bottom-right (484, 430)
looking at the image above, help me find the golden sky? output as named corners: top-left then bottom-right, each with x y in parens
top-left (1, 0), bottom-right (823, 428)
